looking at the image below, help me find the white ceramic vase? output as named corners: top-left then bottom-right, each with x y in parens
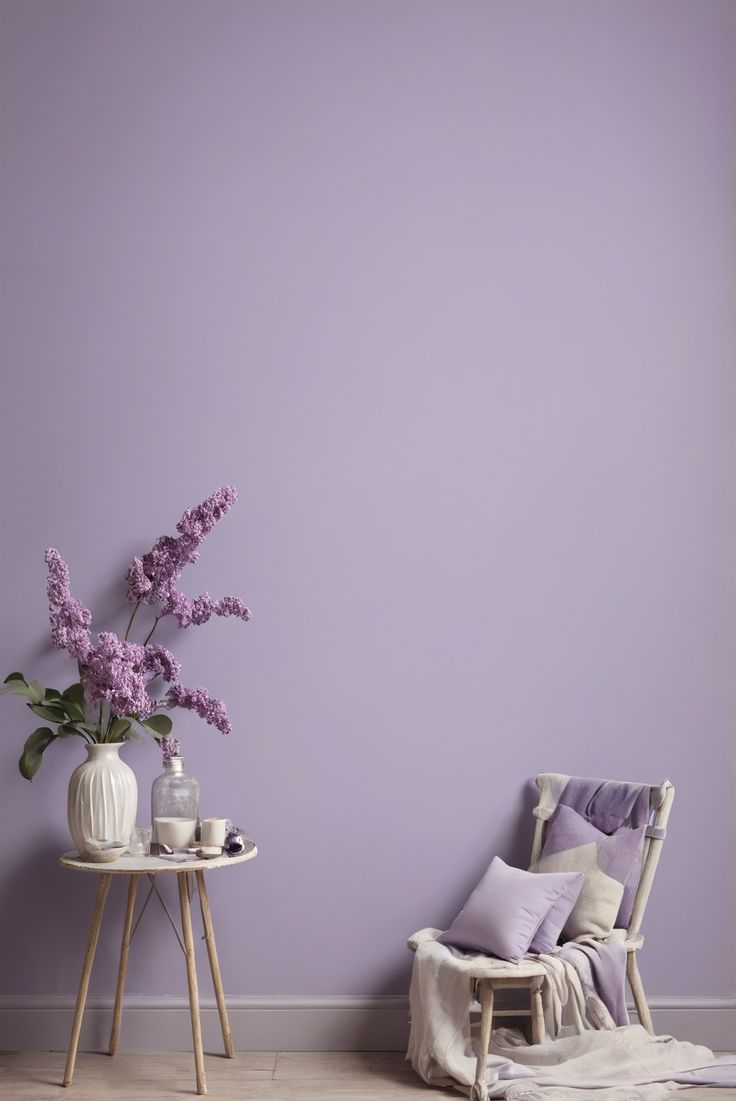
top-left (67, 743), bottom-right (137, 859)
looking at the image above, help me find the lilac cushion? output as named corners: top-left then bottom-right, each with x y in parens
top-left (530, 805), bottom-right (646, 939)
top-left (438, 856), bottom-right (586, 963)
top-left (529, 871), bottom-right (584, 953)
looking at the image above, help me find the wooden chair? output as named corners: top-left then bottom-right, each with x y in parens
top-left (412, 773), bottom-right (674, 1101)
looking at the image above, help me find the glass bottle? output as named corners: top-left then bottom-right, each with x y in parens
top-left (151, 754), bottom-right (200, 852)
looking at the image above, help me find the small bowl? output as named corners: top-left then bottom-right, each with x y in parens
top-left (83, 841), bottom-right (127, 863)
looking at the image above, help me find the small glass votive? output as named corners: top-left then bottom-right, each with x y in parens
top-left (128, 825), bottom-right (152, 856)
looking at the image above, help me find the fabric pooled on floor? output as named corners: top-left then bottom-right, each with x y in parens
top-left (488, 1027), bottom-right (736, 1100)
top-left (407, 929), bottom-right (736, 1099)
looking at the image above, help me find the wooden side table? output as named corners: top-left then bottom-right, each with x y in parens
top-left (59, 842), bottom-right (257, 1095)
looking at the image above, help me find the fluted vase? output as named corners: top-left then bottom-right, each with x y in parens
top-left (67, 743), bottom-right (137, 859)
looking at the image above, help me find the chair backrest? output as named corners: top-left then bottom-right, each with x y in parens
top-left (529, 772), bottom-right (674, 938)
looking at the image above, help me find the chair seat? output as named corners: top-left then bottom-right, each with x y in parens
top-left (462, 956), bottom-right (548, 980)
top-left (407, 931), bottom-right (547, 979)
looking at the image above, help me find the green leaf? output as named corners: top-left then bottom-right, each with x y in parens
top-left (62, 683), bottom-right (85, 705)
top-left (44, 688), bottom-right (62, 701)
top-left (1, 681), bottom-right (36, 699)
top-left (139, 714), bottom-right (172, 737)
top-left (26, 680), bottom-right (46, 705)
top-left (108, 718), bottom-right (131, 741)
top-left (60, 684), bottom-right (86, 721)
top-left (79, 723), bottom-right (99, 734)
top-left (57, 723), bottom-right (84, 738)
top-left (19, 727), bottom-right (56, 781)
top-left (4, 672), bottom-right (26, 683)
top-left (27, 703), bottom-right (68, 723)
top-left (60, 698), bottom-right (85, 722)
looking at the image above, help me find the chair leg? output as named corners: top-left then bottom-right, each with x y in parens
top-left (530, 977), bottom-right (545, 1045)
top-left (471, 981), bottom-right (494, 1101)
top-left (627, 951), bottom-right (654, 1034)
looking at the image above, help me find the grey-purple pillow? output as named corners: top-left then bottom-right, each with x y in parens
top-left (528, 870), bottom-right (584, 953)
top-left (438, 856), bottom-right (586, 963)
top-left (530, 804), bottom-right (646, 939)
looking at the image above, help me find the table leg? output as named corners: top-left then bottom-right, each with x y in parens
top-left (63, 874), bottom-right (112, 1087)
top-left (109, 875), bottom-right (138, 1055)
top-left (178, 872), bottom-right (207, 1095)
top-left (196, 870), bottom-right (234, 1058)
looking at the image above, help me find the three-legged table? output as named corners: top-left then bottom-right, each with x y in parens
top-left (59, 843), bottom-right (257, 1095)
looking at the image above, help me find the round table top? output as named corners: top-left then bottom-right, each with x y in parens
top-left (60, 839), bottom-right (257, 874)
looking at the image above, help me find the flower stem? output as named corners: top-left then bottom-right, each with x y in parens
top-left (143, 615), bottom-right (160, 646)
top-left (124, 600), bottom-right (141, 642)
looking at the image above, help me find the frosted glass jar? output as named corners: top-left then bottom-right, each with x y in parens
top-left (151, 755), bottom-right (200, 852)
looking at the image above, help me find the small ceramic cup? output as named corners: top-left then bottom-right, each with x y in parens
top-left (155, 817), bottom-right (197, 849)
top-left (200, 818), bottom-right (228, 847)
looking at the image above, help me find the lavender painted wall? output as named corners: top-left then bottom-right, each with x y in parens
top-left (0, 0), bottom-right (734, 1002)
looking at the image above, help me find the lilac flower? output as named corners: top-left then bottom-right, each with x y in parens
top-left (162, 589), bottom-right (194, 627)
top-left (143, 645), bottom-right (181, 684)
top-left (82, 633), bottom-right (180, 719)
top-left (166, 683), bottom-right (232, 735)
top-left (176, 486), bottom-right (238, 540)
top-left (125, 556), bottom-right (152, 602)
top-left (214, 596), bottom-right (252, 621)
top-left (34, 490), bottom-right (249, 752)
top-left (125, 487), bottom-right (239, 607)
top-left (126, 534), bottom-right (196, 605)
top-left (83, 634), bottom-right (150, 718)
top-left (163, 590), bottom-right (252, 629)
top-left (44, 549), bottom-right (92, 662)
top-left (160, 735), bottom-right (181, 759)
top-left (190, 593), bottom-right (214, 625)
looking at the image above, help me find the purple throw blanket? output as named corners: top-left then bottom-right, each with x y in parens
top-left (545, 775), bottom-right (656, 1027)
top-left (558, 935), bottom-right (629, 1027)
top-left (558, 775), bottom-right (651, 928)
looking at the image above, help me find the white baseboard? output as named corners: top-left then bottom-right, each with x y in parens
top-left (643, 997), bottom-right (736, 1051)
top-left (0, 994), bottom-right (733, 1052)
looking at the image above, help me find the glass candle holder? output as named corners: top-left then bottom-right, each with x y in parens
top-left (128, 825), bottom-right (152, 856)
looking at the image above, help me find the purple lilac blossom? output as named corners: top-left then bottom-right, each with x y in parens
top-left (214, 595), bottom-right (252, 620)
top-left (166, 683), bottom-right (232, 735)
top-left (82, 632), bottom-right (180, 719)
top-left (44, 548), bottom-right (92, 661)
top-left (160, 735), bottom-right (181, 759)
top-left (163, 590), bottom-right (252, 629)
top-left (143, 645), bottom-right (181, 684)
top-left (125, 487), bottom-right (239, 606)
top-left (125, 556), bottom-right (152, 602)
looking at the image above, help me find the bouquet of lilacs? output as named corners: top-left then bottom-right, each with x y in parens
top-left (4, 487), bottom-right (250, 780)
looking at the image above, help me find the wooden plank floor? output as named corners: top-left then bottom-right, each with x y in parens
top-left (0, 1050), bottom-right (733, 1099)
